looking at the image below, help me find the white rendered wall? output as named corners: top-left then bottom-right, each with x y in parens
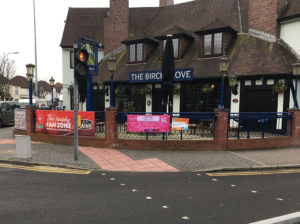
top-left (173, 83), bottom-right (180, 113)
top-left (280, 19), bottom-right (300, 56)
top-left (62, 48), bottom-right (74, 110)
top-left (229, 81), bottom-right (240, 128)
top-left (289, 79), bottom-right (300, 108)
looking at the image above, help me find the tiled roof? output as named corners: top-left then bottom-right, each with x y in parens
top-left (278, 0), bottom-right (300, 22)
top-left (55, 82), bottom-right (63, 93)
top-left (94, 34), bottom-right (296, 83)
top-left (36, 80), bottom-right (52, 92)
top-left (130, 0), bottom-right (247, 39)
top-left (60, 8), bottom-right (107, 47)
top-left (228, 34), bottom-right (296, 76)
top-left (61, 0), bottom-right (249, 47)
top-left (60, 7), bottom-right (161, 47)
top-left (10, 76), bottom-right (28, 89)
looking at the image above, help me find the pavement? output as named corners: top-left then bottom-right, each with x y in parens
top-left (1, 126), bottom-right (300, 172)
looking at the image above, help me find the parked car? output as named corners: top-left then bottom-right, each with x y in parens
top-left (0, 101), bottom-right (15, 128)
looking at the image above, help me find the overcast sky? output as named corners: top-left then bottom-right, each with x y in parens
top-left (0, 0), bottom-right (192, 84)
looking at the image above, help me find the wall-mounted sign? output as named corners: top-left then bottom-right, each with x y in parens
top-left (232, 98), bottom-right (239, 103)
top-left (77, 38), bottom-right (99, 75)
top-left (35, 110), bottom-right (95, 136)
top-left (171, 118), bottom-right (189, 131)
top-left (127, 115), bottom-right (170, 132)
top-left (14, 109), bottom-right (26, 131)
top-left (129, 68), bottom-right (194, 83)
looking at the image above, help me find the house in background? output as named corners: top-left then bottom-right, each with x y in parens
top-left (9, 76), bottom-right (30, 102)
top-left (61, 0), bottom-right (300, 115)
top-left (54, 82), bottom-right (63, 106)
top-left (9, 75), bottom-right (63, 108)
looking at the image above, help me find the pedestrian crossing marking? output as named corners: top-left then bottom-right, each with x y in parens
top-left (0, 163), bottom-right (91, 175)
top-left (206, 169), bottom-right (300, 177)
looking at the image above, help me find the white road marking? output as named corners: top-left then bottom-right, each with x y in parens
top-left (110, 178), bottom-right (115, 181)
top-left (196, 173), bottom-right (201, 176)
top-left (182, 216), bottom-right (190, 220)
top-left (120, 183), bottom-right (126, 186)
top-left (145, 196), bottom-right (152, 200)
top-left (276, 198), bottom-right (283, 201)
top-left (101, 173), bottom-right (106, 176)
top-left (230, 184), bottom-right (236, 187)
top-left (212, 179), bottom-right (218, 182)
top-left (251, 190), bottom-right (258, 194)
top-left (162, 205), bottom-right (169, 209)
top-left (132, 189), bottom-right (138, 192)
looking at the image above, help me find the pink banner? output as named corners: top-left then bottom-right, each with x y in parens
top-left (127, 115), bottom-right (170, 133)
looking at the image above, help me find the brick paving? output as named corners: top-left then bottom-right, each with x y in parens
top-left (79, 147), bottom-right (179, 172)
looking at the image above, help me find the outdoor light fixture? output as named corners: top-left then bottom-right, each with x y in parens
top-left (98, 83), bottom-right (104, 90)
top-left (108, 57), bottom-right (117, 107)
top-left (49, 76), bottom-right (55, 87)
top-left (228, 75), bottom-right (237, 87)
top-left (293, 59), bottom-right (300, 76)
top-left (26, 64), bottom-right (35, 106)
top-left (219, 55), bottom-right (230, 109)
top-left (26, 63), bottom-right (35, 81)
top-left (108, 56), bottom-right (117, 73)
top-left (219, 55), bottom-right (230, 73)
top-left (292, 59), bottom-right (300, 108)
top-left (49, 76), bottom-right (55, 106)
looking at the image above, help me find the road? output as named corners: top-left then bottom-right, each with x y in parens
top-left (1, 167), bottom-right (300, 224)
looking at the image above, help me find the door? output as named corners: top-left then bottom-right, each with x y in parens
top-left (240, 88), bottom-right (277, 131)
top-left (93, 90), bottom-right (105, 111)
top-left (152, 85), bottom-right (173, 113)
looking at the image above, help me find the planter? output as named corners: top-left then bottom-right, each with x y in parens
top-left (274, 87), bottom-right (285, 93)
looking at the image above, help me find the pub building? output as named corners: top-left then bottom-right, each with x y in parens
top-left (60, 0), bottom-right (300, 113)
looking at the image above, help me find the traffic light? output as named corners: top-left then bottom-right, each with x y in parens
top-left (74, 48), bottom-right (89, 102)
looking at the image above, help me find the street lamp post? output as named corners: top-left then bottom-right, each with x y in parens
top-left (26, 64), bottom-right (35, 106)
top-left (108, 57), bottom-right (117, 108)
top-left (219, 56), bottom-right (230, 109)
top-left (49, 76), bottom-right (55, 106)
top-left (293, 59), bottom-right (300, 109)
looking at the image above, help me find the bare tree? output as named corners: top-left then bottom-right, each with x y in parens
top-left (0, 53), bottom-right (16, 100)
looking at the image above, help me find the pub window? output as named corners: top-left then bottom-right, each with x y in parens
top-left (129, 43), bottom-right (143, 63)
top-left (203, 32), bottom-right (223, 56)
top-left (70, 51), bottom-right (74, 68)
top-left (163, 38), bottom-right (179, 58)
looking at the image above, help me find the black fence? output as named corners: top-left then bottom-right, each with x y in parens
top-left (116, 112), bottom-right (217, 140)
top-left (228, 112), bottom-right (293, 139)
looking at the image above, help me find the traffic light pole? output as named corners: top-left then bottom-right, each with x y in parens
top-left (74, 74), bottom-right (79, 161)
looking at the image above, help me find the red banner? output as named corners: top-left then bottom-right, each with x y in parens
top-left (35, 110), bottom-right (95, 136)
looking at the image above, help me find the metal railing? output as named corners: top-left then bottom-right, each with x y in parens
top-left (116, 112), bottom-right (217, 140)
top-left (228, 112), bottom-right (293, 139)
top-left (94, 111), bottom-right (105, 138)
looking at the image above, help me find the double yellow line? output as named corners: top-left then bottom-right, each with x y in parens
top-left (0, 163), bottom-right (91, 175)
top-left (206, 169), bottom-right (300, 177)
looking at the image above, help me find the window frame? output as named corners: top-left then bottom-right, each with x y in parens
top-left (70, 51), bottom-right (74, 69)
top-left (162, 38), bottom-right (180, 59)
top-left (128, 43), bottom-right (144, 63)
top-left (202, 32), bottom-right (223, 57)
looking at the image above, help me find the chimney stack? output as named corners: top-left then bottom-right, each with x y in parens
top-left (248, 0), bottom-right (286, 39)
top-left (160, 0), bottom-right (174, 7)
top-left (104, 0), bottom-right (129, 55)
